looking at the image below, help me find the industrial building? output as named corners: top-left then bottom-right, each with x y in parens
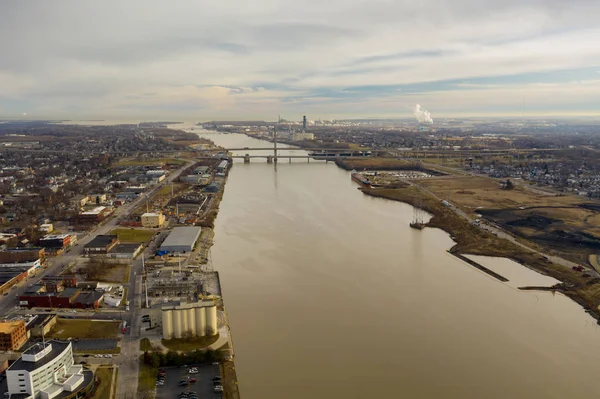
top-left (161, 301), bottom-right (218, 339)
top-left (27, 314), bottom-right (58, 338)
top-left (5, 340), bottom-right (94, 398)
top-left (19, 286), bottom-right (104, 309)
top-left (0, 259), bottom-right (41, 271)
top-left (0, 248), bottom-right (45, 263)
top-left (0, 320), bottom-right (27, 351)
top-left (141, 212), bottom-right (166, 228)
top-left (106, 243), bottom-right (143, 259)
top-left (84, 234), bottom-right (119, 254)
top-left (39, 234), bottom-right (71, 250)
top-left (216, 160), bottom-right (228, 173)
top-left (76, 206), bottom-right (111, 224)
top-left (0, 266), bottom-right (36, 295)
top-left (160, 226), bottom-right (202, 253)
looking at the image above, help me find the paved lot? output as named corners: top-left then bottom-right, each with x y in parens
top-left (73, 338), bottom-right (118, 351)
top-left (156, 364), bottom-right (223, 399)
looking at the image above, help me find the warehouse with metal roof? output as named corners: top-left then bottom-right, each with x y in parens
top-left (159, 226), bottom-right (202, 253)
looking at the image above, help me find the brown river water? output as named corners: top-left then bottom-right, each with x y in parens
top-left (194, 131), bottom-right (600, 399)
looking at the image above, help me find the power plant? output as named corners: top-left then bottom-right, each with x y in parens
top-left (161, 300), bottom-right (218, 339)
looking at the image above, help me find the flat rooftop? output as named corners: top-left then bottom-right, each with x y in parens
top-left (160, 226), bottom-right (202, 249)
top-left (75, 291), bottom-right (103, 305)
top-left (81, 206), bottom-right (107, 215)
top-left (9, 341), bottom-right (70, 373)
top-left (0, 320), bottom-right (23, 334)
top-left (85, 235), bottom-right (118, 248)
top-left (40, 234), bottom-right (70, 240)
top-left (111, 243), bottom-right (142, 254)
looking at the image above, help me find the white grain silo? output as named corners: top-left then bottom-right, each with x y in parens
top-left (173, 309), bottom-right (183, 339)
top-left (205, 306), bottom-right (218, 336)
top-left (187, 307), bottom-right (196, 336)
top-left (195, 306), bottom-right (206, 337)
top-left (181, 308), bottom-right (189, 335)
top-left (162, 309), bottom-right (173, 339)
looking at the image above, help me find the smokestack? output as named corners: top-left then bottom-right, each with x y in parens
top-left (303, 115), bottom-right (307, 130)
top-left (413, 104), bottom-right (433, 124)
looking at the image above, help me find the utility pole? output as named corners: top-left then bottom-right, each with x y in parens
top-left (273, 125), bottom-right (278, 163)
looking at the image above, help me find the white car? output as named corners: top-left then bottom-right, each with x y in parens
top-left (95, 354), bottom-right (103, 358)
top-left (104, 354), bottom-right (112, 358)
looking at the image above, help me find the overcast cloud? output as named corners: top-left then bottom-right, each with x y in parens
top-left (0, 0), bottom-right (599, 120)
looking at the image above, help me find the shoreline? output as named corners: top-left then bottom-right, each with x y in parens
top-left (358, 186), bottom-right (600, 322)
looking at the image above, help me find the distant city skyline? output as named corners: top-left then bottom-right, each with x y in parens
top-left (0, 1), bottom-right (599, 120)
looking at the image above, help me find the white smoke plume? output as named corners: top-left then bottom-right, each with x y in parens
top-left (22, 112), bottom-right (27, 116)
top-left (413, 104), bottom-right (433, 124)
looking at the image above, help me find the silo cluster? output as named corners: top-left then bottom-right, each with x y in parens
top-left (162, 302), bottom-right (218, 339)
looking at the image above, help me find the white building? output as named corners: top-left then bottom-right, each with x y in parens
top-left (146, 170), bottom-right (166, 177)
top-left (39, 224), bottom-right (54, 233)
top-left (6, 340), bottom-right (91, 398)
top-left (103, 295), bottom-right (122, 307)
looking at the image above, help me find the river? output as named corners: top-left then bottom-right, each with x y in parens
top-left (194, 131), bottom-right (600, 399)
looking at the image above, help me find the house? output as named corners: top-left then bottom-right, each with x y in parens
top-left (39, 223), bottom-right (54, 233)
top-left (70, 195), bottom-right (89, 208)
top-left (88, 193), bottom-right (107, 204)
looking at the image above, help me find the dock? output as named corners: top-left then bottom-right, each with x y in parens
top-left (448, 252), bottom-right (509, 282)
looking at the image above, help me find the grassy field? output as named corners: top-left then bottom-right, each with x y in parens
top-left (419, 176), bottom-right (589, 211)
top-left (156, 182), bottom-right (186, 197)
top-left (48, 319), bottom-right (121, 339)
top-left (110, 228), bottom-right (155, 243)
top-left (140, 338), bottom-right (153, 352)
top-left (91, 366), bottom-right (115, 399)
top-left (161, 334), bottom-right (220, 351)
top-left (96, 264), bottom-right (130, 284)
top-left (138, 358), bottom-right (158, 394)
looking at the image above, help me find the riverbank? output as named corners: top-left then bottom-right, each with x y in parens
top-left (359, 186), bottom-right (600, 321)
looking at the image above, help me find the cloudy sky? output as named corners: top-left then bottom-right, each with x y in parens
top-left (1, 1), bottom-right (599, 121)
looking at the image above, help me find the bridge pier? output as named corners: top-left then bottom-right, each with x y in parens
top-left (267, 155), bottom-right (273, 164)
top-left (289, 157), bottom-right (291, 163)
top-left (244, 154), bottom-right (250, 164)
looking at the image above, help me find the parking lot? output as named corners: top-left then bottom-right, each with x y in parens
top-left (156, 363), bottom-right (223, 399)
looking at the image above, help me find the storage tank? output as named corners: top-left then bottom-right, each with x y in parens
top-left (173, 309), bottom-right (183, 339)
top-left (195, 307), bottom-right (206, 337)
top-left (162, 310), bottom-right (173, 339)
top-left (187, 307), bottom-right (196, 336)
top-left (205, 306), bottom-right (218, 336)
